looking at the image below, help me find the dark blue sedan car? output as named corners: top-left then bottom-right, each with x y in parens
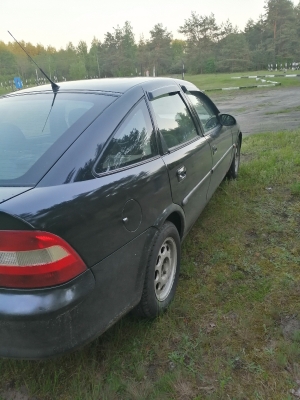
top-left (0, 77), bottom-right (241, 359)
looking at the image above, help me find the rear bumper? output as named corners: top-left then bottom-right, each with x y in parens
top-left (0, 228), bottom-right (154, 359)
top-left (0, 270), bottom-right (96, 359)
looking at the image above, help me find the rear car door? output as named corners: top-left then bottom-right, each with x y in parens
top-left (148, 86), bottom-right (212, 231)
top-left (185, 91), bottom-right (234, 200)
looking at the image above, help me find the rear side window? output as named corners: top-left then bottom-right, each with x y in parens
top-left (95, 99), bottom-right (157, 174)
top-left (0, 92), bottom-right (115, 185)
top-left (151, 93), bottom-right (198, 149)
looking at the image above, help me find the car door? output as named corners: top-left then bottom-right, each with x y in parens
top-left (147, 86), bottom-right (212, 231)
top-left (185, 90), bottom-right (234, 200)
top-left (91, 97), bottom-right (172, 263)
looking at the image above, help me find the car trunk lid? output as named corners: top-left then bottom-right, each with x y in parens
top-left (0, 187), bottom-right (32, 204)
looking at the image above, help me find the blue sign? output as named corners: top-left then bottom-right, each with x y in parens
top-left (14, 77), bottom-right (23, 89)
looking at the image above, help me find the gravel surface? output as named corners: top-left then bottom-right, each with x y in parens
top-left (210, 87), bottom-right (300, 136)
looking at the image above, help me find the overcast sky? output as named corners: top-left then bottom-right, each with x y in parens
top-left (0, 0), bottom-right (295, 49)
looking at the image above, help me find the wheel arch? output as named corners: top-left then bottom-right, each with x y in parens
top-left (165, 212), bottom-right (183, 239)
top-left (238, 131), bottom-right (242, 147)
top-left (153, 204), bottom-right (185, 239)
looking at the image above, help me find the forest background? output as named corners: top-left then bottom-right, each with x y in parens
top-left (0, 0), bottom-right (300, 84)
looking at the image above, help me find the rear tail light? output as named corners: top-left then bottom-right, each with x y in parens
top-left (0, 231), bottom-right (87, 289)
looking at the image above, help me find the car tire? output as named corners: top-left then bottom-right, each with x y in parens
top-left (226, 137), bottom-right (241, 179)
top-left (133, 221), bottom-right (181, 318)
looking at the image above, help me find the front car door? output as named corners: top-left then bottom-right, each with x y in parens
top-left (147, 86), bottom-right (212, 231)
top-left (185, 91), bottom-right (234, 200)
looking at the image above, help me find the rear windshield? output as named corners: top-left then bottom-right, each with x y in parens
top-left (0, 92), bottom-right (116, 186)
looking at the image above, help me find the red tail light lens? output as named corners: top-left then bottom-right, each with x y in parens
top-left (0, 231), bottom-right (87, 289)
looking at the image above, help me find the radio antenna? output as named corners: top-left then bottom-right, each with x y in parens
top-left (8, 31), bottom-right (60, 92)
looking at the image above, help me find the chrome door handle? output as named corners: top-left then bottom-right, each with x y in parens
top-left (177, 166), bottom-right (187, 182)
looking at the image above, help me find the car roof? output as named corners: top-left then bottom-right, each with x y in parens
top-left (3, 77), bottom-right (199, 96)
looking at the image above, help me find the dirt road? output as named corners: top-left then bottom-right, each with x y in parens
top-left (210, 86), bottom-right (300, 136)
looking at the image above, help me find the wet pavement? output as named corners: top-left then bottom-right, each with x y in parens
top-left (210, 86), bottom-right (300, 136)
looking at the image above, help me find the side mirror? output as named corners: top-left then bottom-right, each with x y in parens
top-left (219, 114), bottom-right (236, 126)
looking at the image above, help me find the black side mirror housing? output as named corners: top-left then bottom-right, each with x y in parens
top-left (219, 114), bottom-right (236, 126)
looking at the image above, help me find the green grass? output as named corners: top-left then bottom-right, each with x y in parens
top-left (266, 75), bottom-right (300, 88)
top-left (182, 71), bottom-right (300, 91)
top-left (0, 87), bottom-right (9, 96)
top-left (1, 129), bottom-right (300, 399)
top-left (184, 72), bottom-right (258, 90)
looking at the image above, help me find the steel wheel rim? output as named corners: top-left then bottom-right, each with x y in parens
top-left (154, 237), bottom-right (177, 302)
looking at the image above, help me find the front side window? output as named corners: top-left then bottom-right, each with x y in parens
top-left (95, 99), bottom-right (157, 174)
top-left (186, 92), bottom-right (219, 133)
top-left (151, 93), bottom-right (198, 149)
